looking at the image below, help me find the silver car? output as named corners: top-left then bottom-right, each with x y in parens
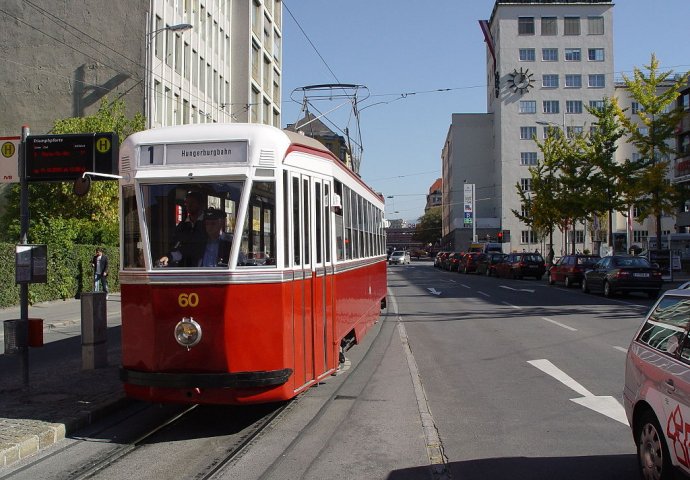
top-left (624, 285), bottom-right (690, 479)
top-left (388, 250), bottom-right (411, 265)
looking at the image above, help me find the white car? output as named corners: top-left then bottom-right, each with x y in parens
top-left (624, 285), bottom-right (690, 479)
top-left (388, 250), bottom-right (411, 265)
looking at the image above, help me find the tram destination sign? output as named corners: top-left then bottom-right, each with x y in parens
top-left (25, 133), bottom-right (118, 182)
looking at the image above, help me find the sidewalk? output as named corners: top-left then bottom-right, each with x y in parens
top-left (0, 295), bottom-right (126, 468)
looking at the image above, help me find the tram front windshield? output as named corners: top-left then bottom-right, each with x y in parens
top-left (122, 181), bottom-right (276, 269)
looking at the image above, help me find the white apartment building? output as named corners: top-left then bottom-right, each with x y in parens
top-left (0, 0), bottom-right (281, 135)
top-left (443, 0), bottom-right (615, 254)
top-left (148, 0), bottom-right (282, 128)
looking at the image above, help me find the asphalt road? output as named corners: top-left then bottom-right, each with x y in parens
top-left (386, 261), bottom-right (649, 479)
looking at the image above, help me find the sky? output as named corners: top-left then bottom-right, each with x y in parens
top-left (279, 0), bottom-right (690, 223)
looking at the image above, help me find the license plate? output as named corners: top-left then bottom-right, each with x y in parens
top-left (529, 265), bottom-right (537, 268)
top-left (634, 272), bottom-right (649, 278)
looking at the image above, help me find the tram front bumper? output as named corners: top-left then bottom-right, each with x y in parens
top-left (120, 367), bottom-right (293, 389)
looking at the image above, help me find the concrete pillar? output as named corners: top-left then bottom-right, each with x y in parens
top-left (80, 292), bottom-right (107, 369)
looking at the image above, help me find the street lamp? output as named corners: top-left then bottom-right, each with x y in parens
top-left (145, 23), bottom-right (192, 128)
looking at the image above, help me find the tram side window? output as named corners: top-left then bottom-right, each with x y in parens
top-left (344, 186), bottom-right (353, 259)
top-left (324, 183), bottom-right (331, 263)
top-left (122, 186), bottom-right (144, 268)
top-left (238, 181), bottom-right (276, 267)
top-left (333, 180), bottom-right (344, 261)
top-left (292, 177), bottom-right (300, 265)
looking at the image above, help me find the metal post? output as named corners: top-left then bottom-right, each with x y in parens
top-left (19, 125), bottom-right (30, 387)
top-left (80, 292), bottom-right (108, 369)
top-left (472, 184), bottom-right (477, 243)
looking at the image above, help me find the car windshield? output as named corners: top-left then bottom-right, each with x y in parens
top-left (613, 257), bottom-right (651, 268)
top-left (391, 252), bottom-right (404, 258)
top-left (522, 254), bottom-right (543, 262)
top-left (577, 257), bottom-right (599, 266)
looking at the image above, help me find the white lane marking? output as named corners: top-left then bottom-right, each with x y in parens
top-left (541, 316), bottom-right (577, 332)
top-left (613, 346), bottom-right (628, 353)
top-left (389, 291), bottom-right (450, 477)
top-left (501, 301), bottom-right (521, 309)
top-left (528, 359), bottom-right (628, 425)
top-left (427, 288), bottom-right (442, 296)
top-left (477, 291), bottom-right (490, 297)
top-left (459, 284), bottom-right (471, 289)
top-left (499, 285), bottom-right (535, 293)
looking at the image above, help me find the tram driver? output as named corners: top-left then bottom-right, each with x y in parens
top-left (158, 190), bottom-right (207, 267)
top-left (199, 207), bottom-right (232, 267)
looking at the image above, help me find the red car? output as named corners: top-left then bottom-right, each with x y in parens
top-left (547, 254), bottom-right (600, 287)
top-left (494, 252), bottom-right (546, 280)
top-left (460, 252), bottom-right (485, 274)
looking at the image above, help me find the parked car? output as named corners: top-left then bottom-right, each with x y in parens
top-left (434, 251), bottom-right (449, 268)
top-left (547, 254), bottom-right (600, 288)
top-left (624, 285), bottom-right (690, 479)
top-left (494, 252), bottom-right (546, 280)
top-left (581, 255), bottom-right (663, 298)
top-left (388, 250), bottom-right (411, 265)
top-left (475, 252), bottom-right (507, 276)
top-left (446, 252), bottom-right (464, 272)
top-left (460, 252), bottom-right (485, 274)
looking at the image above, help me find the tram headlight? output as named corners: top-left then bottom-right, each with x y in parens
top-left (174, 317), bottom-right (202, 350)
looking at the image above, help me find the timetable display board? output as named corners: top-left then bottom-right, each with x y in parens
top-left (25, 133), bottom-right (118, 182)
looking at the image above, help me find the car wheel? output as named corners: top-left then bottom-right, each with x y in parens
top-left (564, 276), bottom-right (572, 288)
top-left (548, 273), bottom-right (555, 285)
top-left (636, 409), bottom-right (674, 480)
top-left (603, 281), bottom-right (614, 298)
top-left (581, 278), bottom-right (590, 293)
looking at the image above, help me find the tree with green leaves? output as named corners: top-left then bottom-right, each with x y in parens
top-left (615, 54), bottom-right (689, 251)
top-left (513, 126), bottom-right (564, 256)
top-left (584, 97), bottom-right (627, 250)
top-left (0, 98), bottom-right (144, 245)
top-left (412, 206), bottom-right (442, 246)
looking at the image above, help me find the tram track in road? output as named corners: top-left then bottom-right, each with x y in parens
top-left (69, 401), bottom-right (290, 480)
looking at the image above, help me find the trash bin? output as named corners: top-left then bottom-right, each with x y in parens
top-left (3, 319), bottom-right (28, 355)
top-left (28, 318), bottom-right (43, 347)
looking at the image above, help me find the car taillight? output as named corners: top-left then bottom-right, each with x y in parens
top-left (652, 271), bottom-right (662, 278)
top-left (615, 270), bottom-right (631, 278)
top-left (519, 262), bottom-right (527, 267)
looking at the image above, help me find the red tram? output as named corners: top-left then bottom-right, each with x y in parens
top-left (118, 123), bottom-right (387, 405)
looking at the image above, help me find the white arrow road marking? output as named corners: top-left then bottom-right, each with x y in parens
top-left (427, 288), bottom-right (442, 296)
top-left (528, 359), bottom-right (628, 426)
top-left (499, 285), bottom-right (535, 293)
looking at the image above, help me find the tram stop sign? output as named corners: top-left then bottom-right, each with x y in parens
top-left (25, 133), bottom-right (118, 182)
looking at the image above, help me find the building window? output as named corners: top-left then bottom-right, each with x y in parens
top-left (565, 48), bottom-right (581, 61)
top-left (521, 230), bottom-right (538, 244)
top-left (588, 48), bottom-right (605, 61)
top-left (541, 17), bottom-right (557, 35)
top-left (518, 17), bottom-right (535, 35)
top-left (588, 74), bottom-right (606, 88)
top-left (564, 17), bottom-right (581, 35)
top-left (589, 100), bottom-right (605, 111)
top-left (542, 48), bottom-right (558, 62)
top-left (631, 102), bottom-right (642, 114)
top-left (519, 101), bottom-right (537, 114)
top-left (519, 48), bottom-right (536, 61)
top-left (633, 230), bottom-right (648, 244)
top-left (565, 74), bottom-right (582, 88)
top-left (521, 152), bottom-right (538, 166)
top-left (542, 74), bottom-right (559, 88)
top-left (566, 126), bottom-right (584, 138)
top-left (566, 101), bottom-right (583, 114)
top-left (520, 178), bottom-right (532, 191)
top-left (520, 126), bottom-right (537, 140)
top-left (588, 16), bottom-right (605, 35)
top-left (543, 100), bottom-right (560, 114)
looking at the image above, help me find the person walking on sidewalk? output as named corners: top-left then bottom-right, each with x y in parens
top-left (91, 247), bottom-right (109, 296)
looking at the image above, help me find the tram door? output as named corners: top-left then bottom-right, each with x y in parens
top-left (290, 174), bottom-right (333, 390)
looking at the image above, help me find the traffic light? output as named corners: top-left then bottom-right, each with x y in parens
top-left (497, 231), bottom-right (503, 241)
